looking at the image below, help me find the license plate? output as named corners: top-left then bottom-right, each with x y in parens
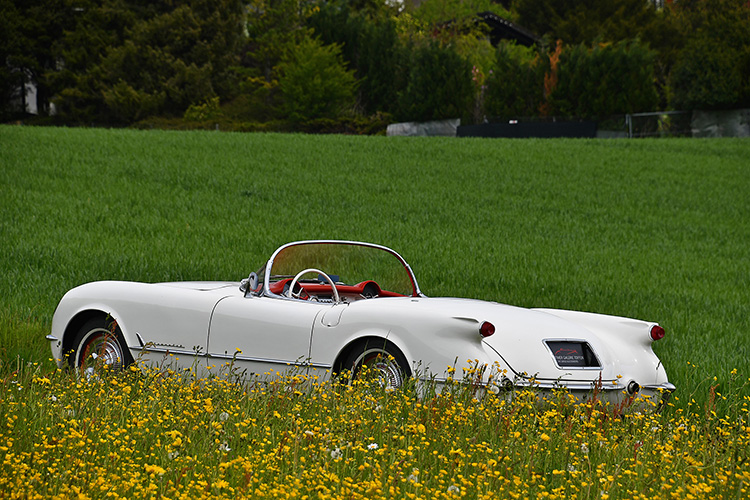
top-left (545, 341), bottom-right (600, 368)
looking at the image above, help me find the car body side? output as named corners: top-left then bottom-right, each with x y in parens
top-left (50, 279), bottom-right (672, 404)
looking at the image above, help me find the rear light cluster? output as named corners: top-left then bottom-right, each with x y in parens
top-left (650, 325), bottom-right (666, 341)
top-left (479, 321), bottom-right (495, 338)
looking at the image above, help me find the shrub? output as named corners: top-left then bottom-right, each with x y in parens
top-left (183, 97), bottom-right (223, 122)
top-left (101, 80), bottom-right (166, 124)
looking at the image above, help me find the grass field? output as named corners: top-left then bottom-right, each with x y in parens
top-left (1, 125), bottom-right (749, 401)
top-left (2, 126), bottom-right (749, 498)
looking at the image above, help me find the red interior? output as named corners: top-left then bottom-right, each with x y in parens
top-left (268, 279), bottom-right (406, 298)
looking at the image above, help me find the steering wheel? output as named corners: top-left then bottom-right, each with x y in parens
top-left (286, 268), bottom-right (340, 304)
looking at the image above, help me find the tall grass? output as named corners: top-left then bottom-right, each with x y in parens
top-left (1, 126), bottom-right (749, 405)
top-left (1, 363), bottom-right (748, 499)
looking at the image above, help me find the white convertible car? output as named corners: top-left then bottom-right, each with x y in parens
top-left (48, 240), bottom-right (674, 405)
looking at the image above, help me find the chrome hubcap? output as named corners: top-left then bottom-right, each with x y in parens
top-left (353, 348), bottom-right (404, 389)
top-left (76, 328), bottom-right (125, 370)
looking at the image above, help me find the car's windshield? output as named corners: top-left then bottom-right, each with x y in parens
top-left (262, 241), bottom-right (418, 297)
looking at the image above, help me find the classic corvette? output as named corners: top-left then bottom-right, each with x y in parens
top-left (48, 240), bottom-right (674, 405)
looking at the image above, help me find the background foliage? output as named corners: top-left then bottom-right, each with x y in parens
top-left (2, 0), bottom-right (749, 127)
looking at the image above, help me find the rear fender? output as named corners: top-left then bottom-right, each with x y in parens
top-left (533, 308), bottom-right (670, 386)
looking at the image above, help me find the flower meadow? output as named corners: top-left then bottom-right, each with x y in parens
top-left (1, 361), bottom-right (749, 500)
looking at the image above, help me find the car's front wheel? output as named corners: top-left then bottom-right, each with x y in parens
top-left (70, 316), bottom-right (133, 370)
top-left (343, 340), bottom-right (410, 390)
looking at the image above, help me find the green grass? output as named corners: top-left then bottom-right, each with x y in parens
top-left (1, 125), bottom-right (749, 405)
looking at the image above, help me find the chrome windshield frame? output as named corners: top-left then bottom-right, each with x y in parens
top-left (262, 240), bottom-right (424, 299)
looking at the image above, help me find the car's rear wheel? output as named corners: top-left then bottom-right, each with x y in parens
top-left (70, 317), bottom-right (133, 371)
top-left (343, 340), bottom-right (410, 389)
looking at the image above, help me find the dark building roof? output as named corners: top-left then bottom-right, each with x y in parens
top-left (478, 11), bottom-right (540, 47)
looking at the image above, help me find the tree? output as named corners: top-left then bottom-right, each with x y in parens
top-left (0, 0), bottom-right (77, 119)
top-left (232, 0), bottom-right (313, 121)
top-left (277, 37), bottom-right (358, 122)
top-left (513, 0), bottom-right (659, 46)
top-left (308, 0), bottom-right (407, 115)
top-left (547, 40), bottom-right (659, 119)
top-left (0, 0), bottom-right (25, 119)
top-left (244, 0), bottom-right (312, 83)
top-left (485, 42), bottom-right (547, 119)
top-left (52, 0), bottom-right (244, 124)
top-left (396, 42), bottom-right (474, 122)
top-left (668, 0), bottom-right (750, 110)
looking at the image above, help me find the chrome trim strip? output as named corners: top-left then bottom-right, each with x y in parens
top-left (515, 380), bottom-right (622, 391)
top-left (129, 345), bottom-right (331, 370)
top-left (419, 377), bottom-right (627, 392)
top-left (642, 383), bottom-right (676, 392)
top-left (209, 351), bottom-right (331, 369)
top-left (130, 345), bottom-right (198, 357)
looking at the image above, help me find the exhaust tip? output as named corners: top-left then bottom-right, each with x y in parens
top-left (627, 380), bottom-right (640, 395)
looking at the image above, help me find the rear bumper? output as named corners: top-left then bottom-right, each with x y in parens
top-left (513, 380), bottom-right (676, 411)
top-left (423, 377), bottom-right (676, 412)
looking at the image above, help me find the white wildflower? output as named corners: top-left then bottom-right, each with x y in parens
top-left (219, 442), bottom-right (231, 452)
top-left (408, 469), bottom-right (419, 483)
top-left (219, 412), bottom-right (230, 422)
top-left (448, 485), bottom-right (460, 495)
top-left (330, 448), bottom-right (342, 460)
top-left (367, 442), bottom-right (379, 451)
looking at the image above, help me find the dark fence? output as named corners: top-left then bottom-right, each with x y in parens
top-left (457, 120), bottom-right (597, 138)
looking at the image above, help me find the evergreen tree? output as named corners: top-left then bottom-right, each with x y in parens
top-left (485, 42), bottom-right (547, 119)
top-left (52, 0), bottom-right (244, 124)
top-left (278, 36), bottom-right (358, 122)
top-left (548, 40), bottom-right (659, 118)
top-left (513, 0), bottom-right (659, 46)
top-left (308, 1), bottom-right (407, 115)
top-left (668, 0), bottom-right (750, 109)
top-left (396, 42), bottom-right (474, 122)
top-left (0, 0), bottom-right (76, 118)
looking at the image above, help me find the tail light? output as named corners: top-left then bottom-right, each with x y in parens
top-left (479, 321), bottom-right (495, 338)
top-left (650, 325), bottom-right (665, 341)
